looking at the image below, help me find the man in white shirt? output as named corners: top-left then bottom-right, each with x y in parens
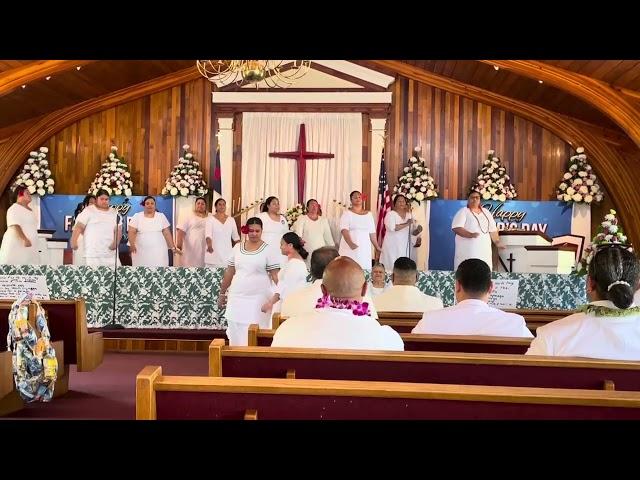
top-left (412, 258), bottom-right (532, 338)
top-left (280, 246), bottom-right (378, 319)
top-left (374, 257), bottom-right (443, 313)
top-left (71, 189), bottom-right (122, 267)
top-left (272, 256), bottom-right (404, 351)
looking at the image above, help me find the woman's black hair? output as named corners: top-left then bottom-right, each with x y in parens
top-left (393, 194), bottom-right (407, 207)
top-left (140, 195), bottom-right (156, 207)
top-left (246, 217), bottom-right (263, 228)
top-left (306, 198), bottom-right (322, 215)
top-left (282, 232), bottom-right (308, 260)
top-left (214, 198), bottom-right (226, 208)
top-left (74, 194), bottom-right (96, 218)
top-left (261, 196), bottom-right (278, 213)
top-left (350, 191), bottom-right (361, 201)
top-left (589, 244), bottom-right (640, 309)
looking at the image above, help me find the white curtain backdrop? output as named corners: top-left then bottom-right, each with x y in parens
top-left (241, 113), bottom-right (362, 225)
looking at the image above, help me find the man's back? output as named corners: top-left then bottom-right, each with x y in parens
top-left (412, 299), bottom-right (533, 338)
top-left (374, 285), bottom-right (443, 313)
top-left (272, 308), bottom-right (404, 351)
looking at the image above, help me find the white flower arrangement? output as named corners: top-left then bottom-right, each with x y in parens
top-left (392, 147), bottom-right (438, 204)
top-left (575, 209), bottom-right (631, 275)
top-left (469, 150), bottom-right (517, 202)
top-left (556, 147), bottom-right (602, 204)
top-left (161, 144), bottom-right (208, 197)
top-left (88, 146), bottom-right (133, 196)
top-left (12, 147), bottom-right (55, 196)
top-left (284, 203), bottom-right (307, 228)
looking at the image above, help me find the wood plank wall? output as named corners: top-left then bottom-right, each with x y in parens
top-left (35, 78), bottom-right (214, 196)
top-left (387, 77), bottom-right (574, 201)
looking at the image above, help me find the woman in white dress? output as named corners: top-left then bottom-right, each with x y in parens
top-left (261, 232), bottom-right (310, 314)
top-left (0, 186), bottom-right (40, 265)
top-left (72, 194), bottom-right (96, 266)
top-left (218, 217), bottom-right (281, 346)
top-left (128, 196), bottom-right (179, 267)
top-left (176, 196), bottom-right (208, 267)
top-left (205, 198), bottom-right (240, 268)
top-left (367, 262), bottom-right (390, 296)
top-left (257, 196), bottom-right (289, 267)
top-left (292, 199), bottom-right (335, 266)
top-left (452, 190), bottom-right (504, 271)
top-left (338, 190), bottom-right (381, 271)
top-left (380, 194), bottom-right (423, 272)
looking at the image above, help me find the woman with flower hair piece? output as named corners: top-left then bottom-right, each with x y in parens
top-left (0, 186), bottom-right (40, 265)
top-left (258, 196), bottom-right (290, 267)
top-left (218, 217), bottom-right (281, 346)
top-left (527, 244), bottom-right (640, 360)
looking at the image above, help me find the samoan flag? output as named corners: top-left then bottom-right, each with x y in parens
top-left (211, 146), bottom-right (222, 195)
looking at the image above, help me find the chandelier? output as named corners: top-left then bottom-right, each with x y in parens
top-left (196, 60), bottom-right (311, 89)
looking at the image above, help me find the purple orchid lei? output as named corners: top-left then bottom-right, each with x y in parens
top-left (315, 295), bottom-right (371, 316)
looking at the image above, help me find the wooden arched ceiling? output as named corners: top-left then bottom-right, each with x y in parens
top-left (483, 60), bottom-right (640, 150)
top-left (369, 60), bottom-right (640, 248)
top-left (0, 60), bottom-right (194, 129)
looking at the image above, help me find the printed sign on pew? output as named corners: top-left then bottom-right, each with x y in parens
top-left (0, 275), bottom-right (51, 300)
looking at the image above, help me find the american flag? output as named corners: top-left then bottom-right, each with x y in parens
top-left (376, 148), bottom-right (392, 246)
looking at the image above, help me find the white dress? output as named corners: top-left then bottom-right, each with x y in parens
top-left (451, 207), bottom-right (497, 271)
top-left (225, 242), bottom-right (280, 346)
top-left (273, 257), bottom-right (309, 313)
top-left (338, 210), bottom-right (376, 271)
top-left (257, 212), bottom-right (289, 267)
top-left (367, 282), bottom-right (390, 297)
top-left (178, 215), bottom-right (207, 268)
top-left (129, 212), bottom-right (170, 267)
top-left (292, 215), bottom-right (335, 262)
top-left (380, 210), bottom-right (415, 272)
top-left (75, 205), bottom-right (119, 266)
top-left (0, 203), bottom-right (40, 265)
top-left (205, 215), bottom-right (240, 268)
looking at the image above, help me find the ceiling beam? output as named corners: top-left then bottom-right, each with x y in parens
top-left (481, 60), bottom-right (640, 150)
top-left (0, 60), bottom-right (95, 97)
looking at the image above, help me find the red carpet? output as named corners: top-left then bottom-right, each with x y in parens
top-left (2, 352), bottom-right (208, 420)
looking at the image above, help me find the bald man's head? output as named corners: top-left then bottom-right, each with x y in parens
top-left (321, 256), bottom-right (367, 300)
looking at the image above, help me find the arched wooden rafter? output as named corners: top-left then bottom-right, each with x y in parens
top-left (0, 60), bottom-right (95, 97)
top-left (369, 60), bottom-right (640, 247)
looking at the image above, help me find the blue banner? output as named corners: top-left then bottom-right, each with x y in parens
top-left (40, 195), bottom-right (175, 252)
top-left (428, 200), bottom-right (573, 271)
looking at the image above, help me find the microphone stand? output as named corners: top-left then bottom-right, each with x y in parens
top-left (104, 212), bottom-right (124, 330)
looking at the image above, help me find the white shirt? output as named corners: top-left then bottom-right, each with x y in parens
top-left (292, 214), bottom-right (335, 255)
top-left (75, 205), bottom-right (118, 258)
top-left (526, 300), bottom-right (640, 360)
top-left (367, 282), bottom-right (390, 297)
top-left (280, 279), bottom-right (379, 319)
top-left (272, 307), bottom-right (404, 351)
top-left (412, 298), bottom-right (533, 338)
top-left (178, 214), bottom-right (207, 267)
top-left (0, 203), bottom-right (40, 265)
top-left (451, 207), bottom-right (497, 271)
top-left (205, 215), bottom-right (240, 267)
top-left (374, 285), bottom-right (443, 313)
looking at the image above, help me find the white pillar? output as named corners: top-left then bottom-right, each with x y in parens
top-left (218, 117), bottom-right (235, 213)
top-left (370, 118), bottom-right (387, 222)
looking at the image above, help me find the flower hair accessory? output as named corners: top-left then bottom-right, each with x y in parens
top-left (315, 295), bottom-right (371, 316)
top-left (607, 280), bottom-right (631, 291)
top-left (240, 225), bottom-right (249, 235)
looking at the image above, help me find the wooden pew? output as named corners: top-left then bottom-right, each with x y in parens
top-left (136, 365), bottom-right (640, 420)
top-left (209, 339), bottom-right (640, 391)
top-left (0, 298), bottom-right (103, 372)
top-left (275, 309), bottom-right (571, 334)
top-left (248, 324), bottom-right (532, 354)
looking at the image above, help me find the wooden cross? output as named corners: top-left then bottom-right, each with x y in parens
top-left (269, 124), bottom-right (334, 205)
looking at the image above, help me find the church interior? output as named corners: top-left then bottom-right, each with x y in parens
top-left (2, 59), bottom-right (640, 420)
